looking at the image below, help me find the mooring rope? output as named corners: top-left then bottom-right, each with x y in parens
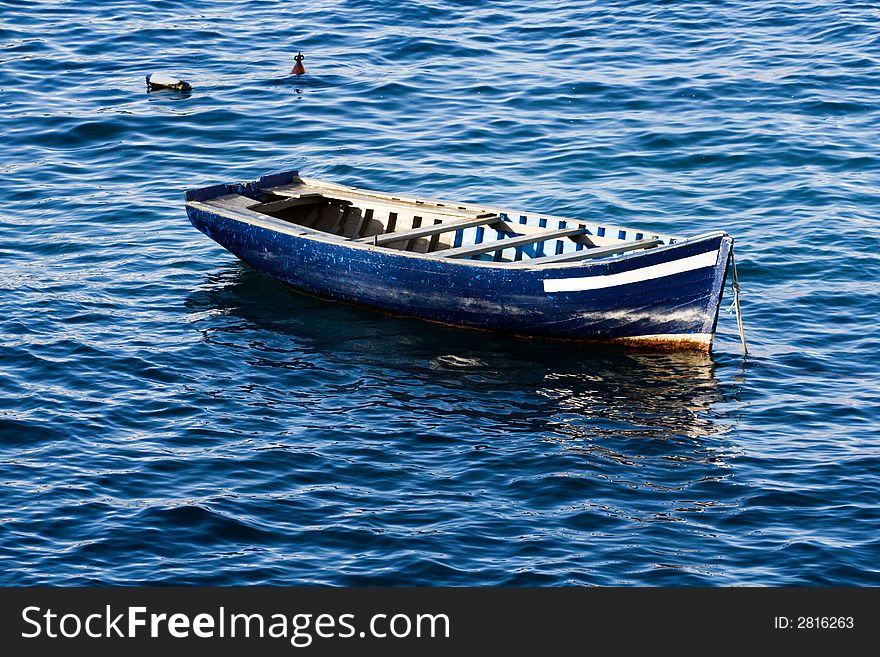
top-left (730, 241), bottom-right (748, 355)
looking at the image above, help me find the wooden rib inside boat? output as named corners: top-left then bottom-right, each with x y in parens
top-left (196, 175), bottom-right (667, 266)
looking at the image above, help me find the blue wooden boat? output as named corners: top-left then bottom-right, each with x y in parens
top-left (184, 170), bottom-right (745, 351)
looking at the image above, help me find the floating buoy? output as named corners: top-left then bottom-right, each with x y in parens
top-left (146, 72), bottom-right (192, 92)
top-left (291, 52), bottom-right (306, 76)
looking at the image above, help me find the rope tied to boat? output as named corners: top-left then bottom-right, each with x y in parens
top-left (730, 241), bottom-right (748, 355)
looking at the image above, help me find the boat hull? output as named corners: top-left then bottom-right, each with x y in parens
top-left (185, 196), bottom-right (732, 351)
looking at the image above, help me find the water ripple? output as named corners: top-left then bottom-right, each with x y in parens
top-left (0, 0), bottom-right (879, 586)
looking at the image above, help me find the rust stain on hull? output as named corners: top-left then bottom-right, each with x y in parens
top-left (605, 334), bottom-right (713, 352)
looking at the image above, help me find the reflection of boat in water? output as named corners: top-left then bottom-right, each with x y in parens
top-left (187, 265), bottom-right (742, 533)
top-left (537, 351), bottom-right (727, 460)
top-left (186, 265), bottom-right (734, 457)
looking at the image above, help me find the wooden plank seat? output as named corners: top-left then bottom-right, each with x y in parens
top-left (355, 213), bottom-right (502, 246)
top-left (251, 196), bottom-right (339, 214)
top-left (508, 237), bottom-right (663, 267)
top-left (261, 190), bottom-right (325, 201)
top-left (437, 226), bottom-right (589, 260)
top-left (265, 184), bottom-right (486, 219)
top-left (186, 195), bottom-right (330, 237)
top-left (207, 194), bottom-right (260, 211)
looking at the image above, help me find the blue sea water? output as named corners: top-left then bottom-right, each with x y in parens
top-left (1, 0), bottom-right (879, 586)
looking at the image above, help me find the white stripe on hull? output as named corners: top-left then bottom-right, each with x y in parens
top-left (543, 249), bottom-right (720, 293)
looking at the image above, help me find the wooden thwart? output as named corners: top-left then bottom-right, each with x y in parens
top-left (508, 237), bottom-right (662, 267)
top-left (356, 213), bottom-right (502, 246)
top-left (208, 194), bottom-right (260, 212)
top-left (252, 196), bottom-right (330, 213)
top-left (267, 183), bottom-right (486, 219)
top-left (186, 197), bottom-right (328, 237)
top-left (439, 226), bottom-right (589, 259)
top-left (263, 189), bottom-right (325, 201)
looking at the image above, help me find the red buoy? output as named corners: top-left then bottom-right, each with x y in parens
top-left (291, 52), bottom-right (306, 76)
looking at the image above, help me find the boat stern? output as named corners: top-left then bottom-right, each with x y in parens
top-left (620, 231), bottom-right (734, 352)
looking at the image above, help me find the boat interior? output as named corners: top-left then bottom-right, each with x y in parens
top-left (189, 177), bottom-right (673, 266)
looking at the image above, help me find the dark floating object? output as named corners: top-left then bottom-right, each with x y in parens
top-left (145, 72), bottom-right (192, 92)
top-left (184, 171), bottom-right (747, 352)
top-left (291, 52), bottom-right (306, 76)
